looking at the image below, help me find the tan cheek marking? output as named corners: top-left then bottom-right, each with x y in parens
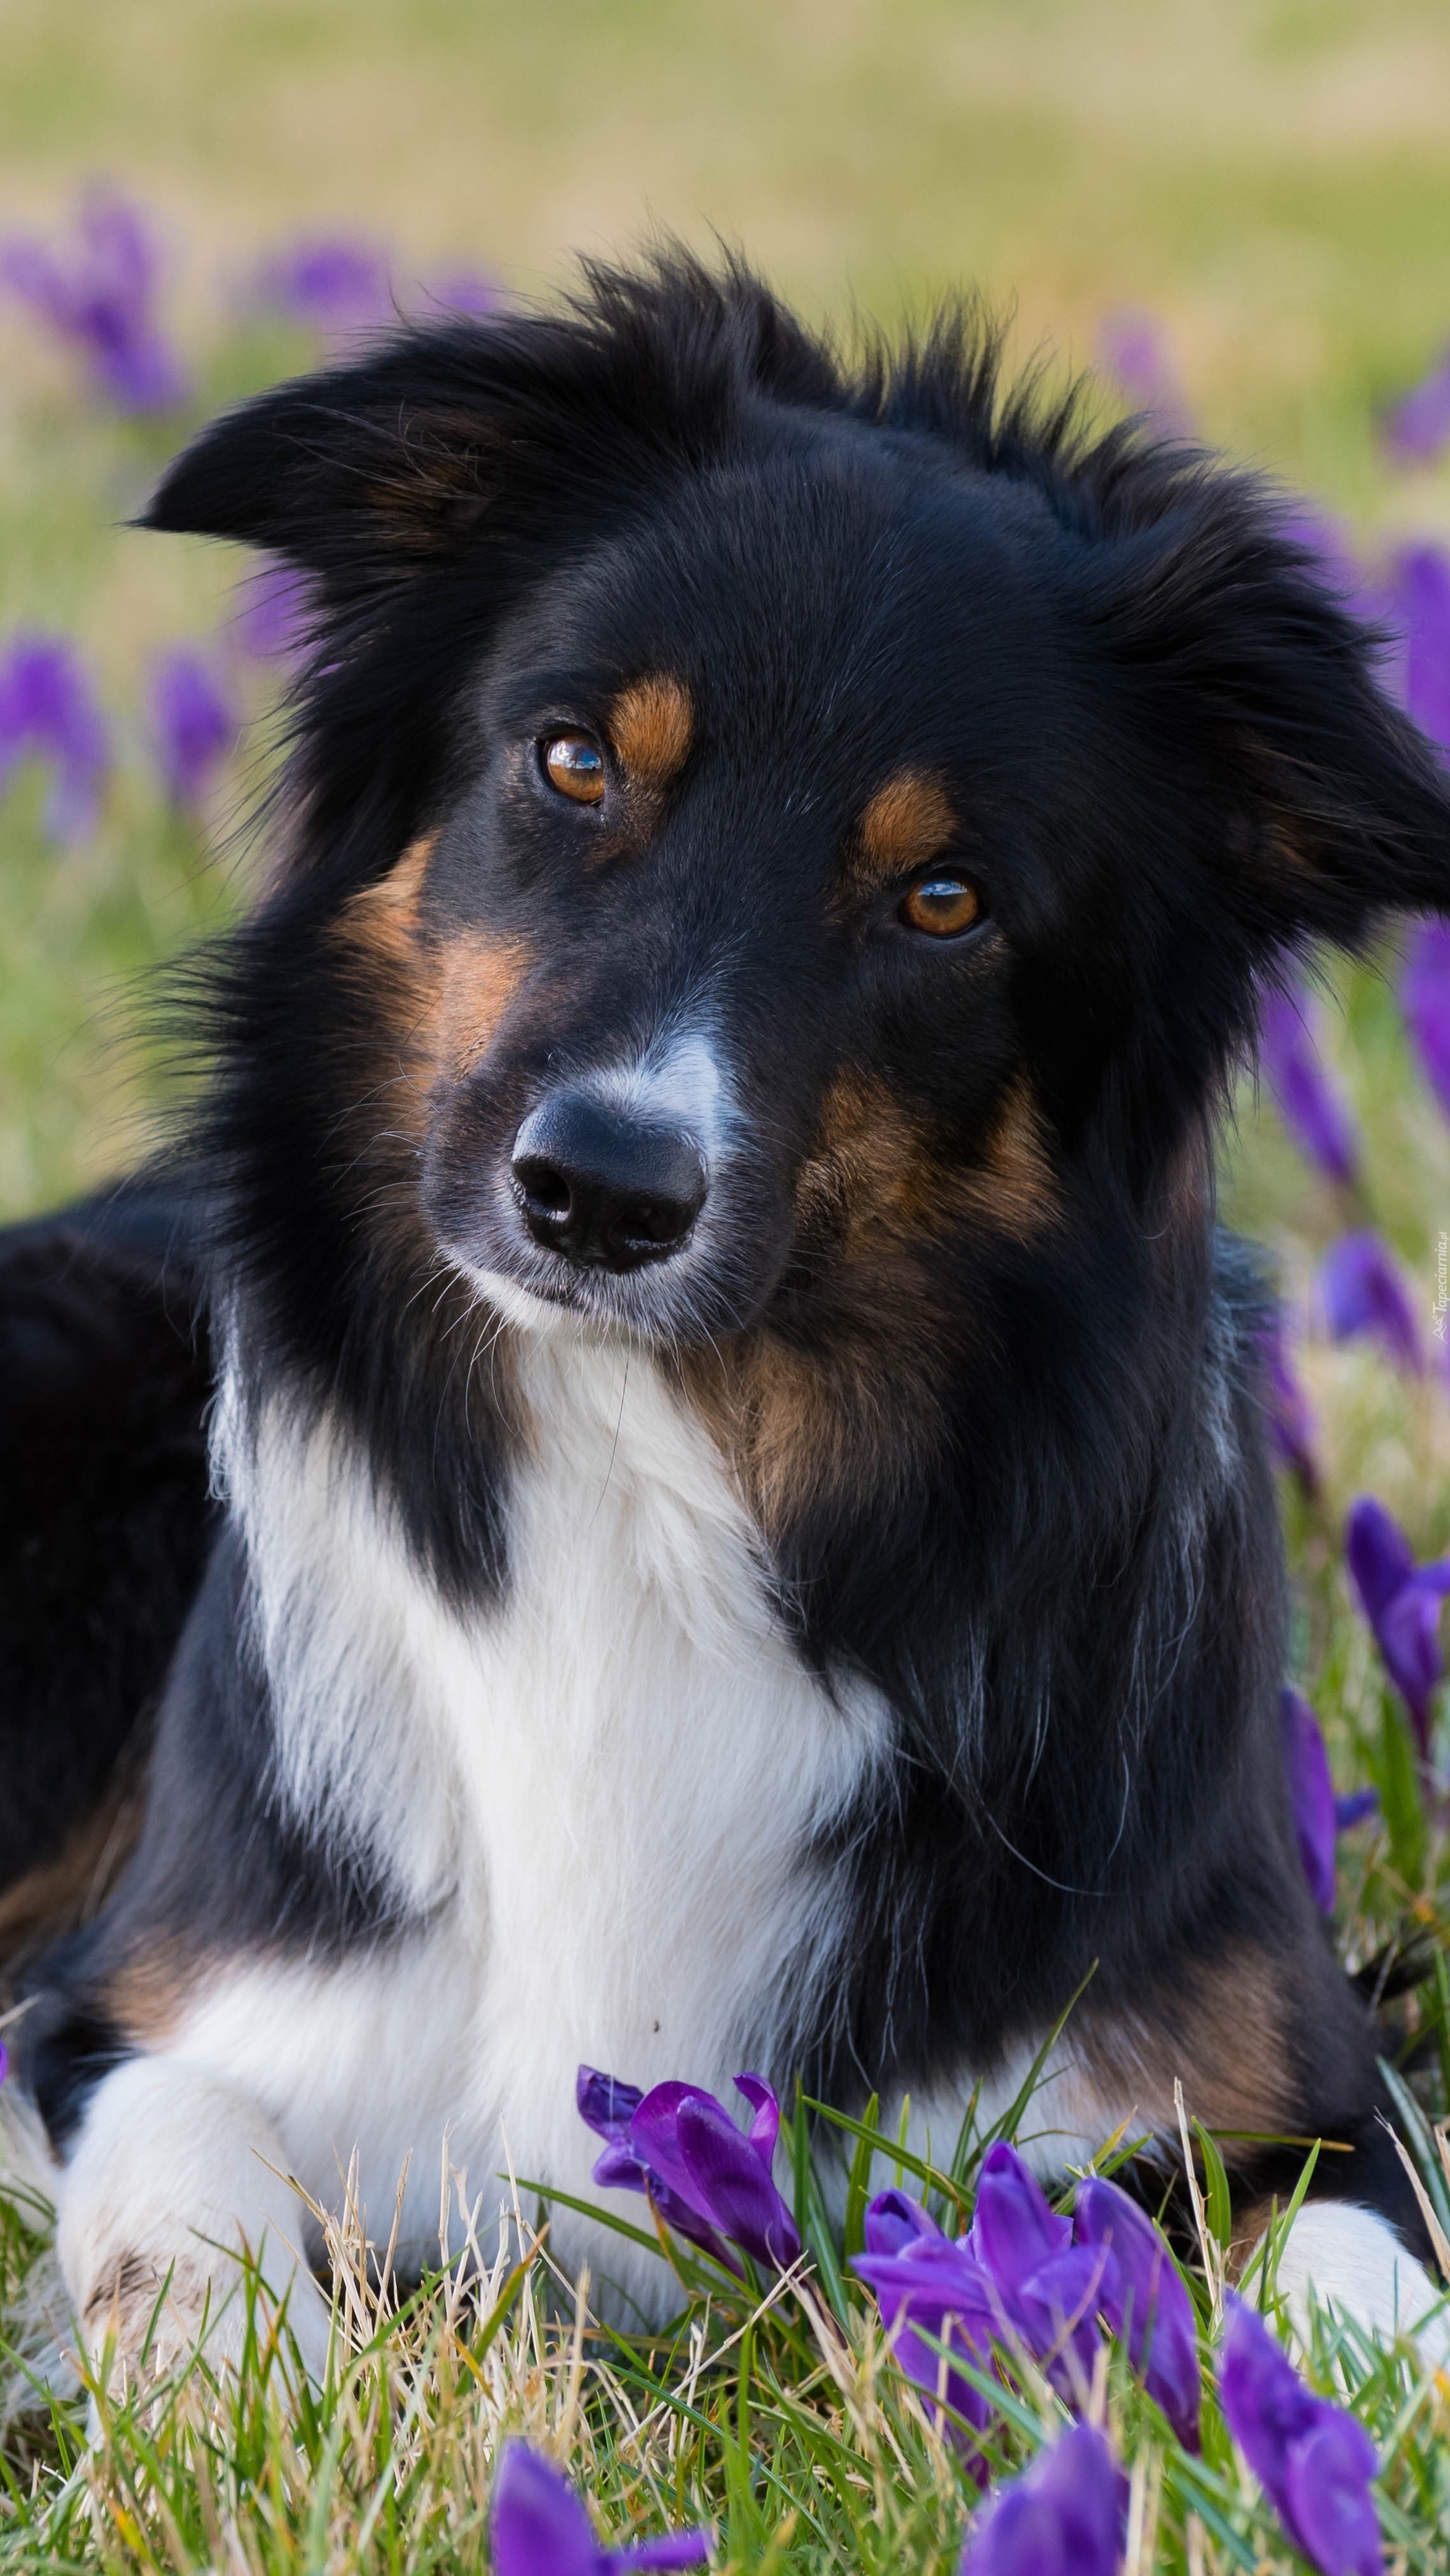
top-left (431, 932), bottom-right (532, 1077)
top-left (335, 835), bottom-right (531, 1101)
top-left (684, 1311), bottom-right (950, 1537)
top-left (853, 770), bottom-right (957, 890)
top-left (951, 1079), bottom-right (1059, 1241)
top-left (335, 832), bottom-right (437, 983)
top-left (797, 1072), bottom-right (1059, 1257)
top-left (795, 1070), bottom-right (937, 1255)
top-left (607, 675), bottom-right (694, 788)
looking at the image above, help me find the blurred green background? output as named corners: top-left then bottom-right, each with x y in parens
top-left (6, 0), bottom-right (1450, 1230)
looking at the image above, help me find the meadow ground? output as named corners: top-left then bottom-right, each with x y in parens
top-left (6, 3), bottom-right (1450, 2568)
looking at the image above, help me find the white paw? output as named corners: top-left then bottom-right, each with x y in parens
top-left (1273, 2200), bottom-right (1450, 2373)
top-left (57, 2056), bottom-right (334, 2391)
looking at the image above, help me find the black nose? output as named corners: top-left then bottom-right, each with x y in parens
top-left (511, 1092), bottom-right (707, 1272)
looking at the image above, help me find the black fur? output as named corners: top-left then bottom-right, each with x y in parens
top-left (14, 253), bottom-right (1450, 2256)
top-left (0, 1183), bottom-right (211, 1914)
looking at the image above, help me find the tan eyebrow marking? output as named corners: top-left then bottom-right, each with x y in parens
top-left (607, 675), bottom-right (694, 788)
top-left (845, 770), bottom-right (959, 901)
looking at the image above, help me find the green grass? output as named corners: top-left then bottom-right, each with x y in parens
top-left (1, 2085), bottom-right (1449, 2574)
top-left (8, 1), bottom-right (1450, 2565)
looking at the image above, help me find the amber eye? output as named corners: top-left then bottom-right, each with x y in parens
top-left (542, 734), bottom-right (606, 803)
top-left (899, 872), bottom-right (981, 938)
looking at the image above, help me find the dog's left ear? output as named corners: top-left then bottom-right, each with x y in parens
top-left (1096, 476), bottom-right (1450, 949)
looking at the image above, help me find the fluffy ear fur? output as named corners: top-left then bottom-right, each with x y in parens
top-left (142, 255), bottom-right (836, 591)
top-left (1092, 481), bottom-right (1450, 945)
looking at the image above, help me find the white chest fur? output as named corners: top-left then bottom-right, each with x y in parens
top-left (203, 1332), bottom-right (891, 2285)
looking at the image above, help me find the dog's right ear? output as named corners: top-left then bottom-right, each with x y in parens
top-left (143, 256), bottom-right (826, 604)
top-left (142, 325), bottom-right (580, 597)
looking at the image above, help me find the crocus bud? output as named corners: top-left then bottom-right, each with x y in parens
top-left (959, 2422), bottom-right (1127, 2576)
top-left (1218, 2294), bottom-right (1381, 2576)
top-left (1073, 2174), bottom-right (1201, 2449)
top-left (489, 2442), bottom-right (711, 2576)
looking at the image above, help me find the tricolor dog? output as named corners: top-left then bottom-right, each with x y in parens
top-left (4, 253), bottom-right (1450, 2373)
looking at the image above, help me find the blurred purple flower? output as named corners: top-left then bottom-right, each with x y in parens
top-left (1385, 349), bottom-right (1450, 470)
top-left (1280, 506), bottom-right (1389, 635)
top-left (232, 558), bottom-right (308, 664)
top-left (0, 187), bottom-right (185, 413)
top-left (489, 2443), bottom-right (710, 2576)
top-left (577, 2065), bottom-right (800, 2272)
top-left (1401, 917), bottom-right (1450, 1127)
top-left (1072, 2177), bottom-right (1201, 2450)
top-left (1097, 309), bottom-right (1192, 436)
top-left (0, 635), bottom-right (109, 841)
top-left (255, 234), bottom-right (394, 338)
top-left (1257, 1307), bottom-right (1319, 1496)
top-left (1318, 1235), bottom-right (1422, 1373)
top-left (427, 265), bottom-right (503, 317)
top-left (1280, 1686), bottom-right (1336, 1914)
top-left (1218, 2294), bottom-right (1380, 2576)
top-left (1335, 1787), bottom-right (1380, 1831)
top-left (967, 2143), bottom-right (1103, 2400)
top-left (1385, 543), bottom-right (1450, 755)
top-left (1258, 986), bottom-right (1358, 1186)
top-left (959, 2422), bottom-right (1127, 2576)
top-left (853, 2199), bottom-right (998, 2457)
top-left (150, 648), bottom-right (236, 810)
top-left (1346, 1494), bottom-right (1450, 1764)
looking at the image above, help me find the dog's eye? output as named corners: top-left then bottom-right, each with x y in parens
top-left (899, 873), bottom-right (981, 938)
top-left (542, 735), bottom-right (606, 804)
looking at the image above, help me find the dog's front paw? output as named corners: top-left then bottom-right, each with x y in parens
top-left (78, 2239), bottom-right (331, 2391)
top-left (57, 2056), bottom-right (334, 2395)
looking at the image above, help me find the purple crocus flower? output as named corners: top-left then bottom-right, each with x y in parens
top-left (1384, 349), bottom-right (1450, 471)
top-left (1335, 1787), bottom-right (1380, 1831)
top-left (427, 265), bottom-right (503, 318)
top-left (1280, 1686), bottom-right (1337, 1915)
top-left (256, 234), bottom-right (394, 338)
top-left (0, 635), bottom-right (109, 842)
top-left (1258, 986), bottom-right (1359, 1187)
top-left (1385, 543), bottom-right (1450, 755)
top-left (489, 2442), bottom-right (710, 2576)
top-left (150, 648), bottom-right (237, 810)
top-left (232, 558), bottom-right (308, 664)
top-left (1097, 309), bottom-right (1192, 436)
top-left (1346, 1495), bottom-right (1450, 1765)
top-left (862, 2185), bottom-right (944, 2257)
top-left (1402, 917), bottom-right (1450, 1126)
top-left (854, 2194), bottom-right (999, 2455)
top-left (1318, 1235), bottom-right (1422, 1374)
top-left (967, 2143), bottom-right (1103, 2399)
top-left (959, 2422), bottom-right (1127, 2576)
top-left (1072, 2176), bottom-right (1201, 2450)
top-left (1257, 1307), bottom-right (1319, 1496)
top-left (576, 2066), bottom-right (801, 2272)
top-left (0, 187), bottom-right (185, 413)
top-left (1218, 2294), bottom-right (1381, 2576)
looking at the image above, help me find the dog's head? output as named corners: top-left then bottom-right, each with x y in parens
top-left (151, 256), bottom-right (1450, 1379)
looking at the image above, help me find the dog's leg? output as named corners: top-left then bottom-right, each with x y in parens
top-left (1272, 2200), bottom-right (1450, 2372)
top-left (54, 2054), bottom-right (332, 2386)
